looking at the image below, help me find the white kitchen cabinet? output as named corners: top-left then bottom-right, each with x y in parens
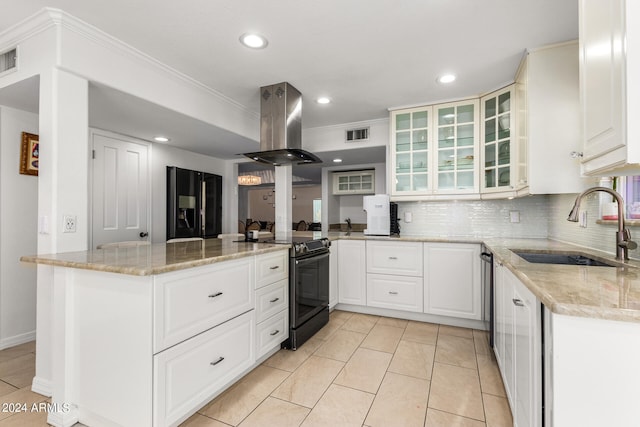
top-left (480, 86), bottom-right (521, 195)
top-left (389, 99), bottom-right (480, 201)
top-left (332, 170), bottom-right (375, 195)
top-left (519, 41), bottom-right (590, 194)
top-left (366, 240), bottom-right (423, 276)
top-left (494, 262), bottom-right (541, 427)
top-left (254, 250), bottom-right (289, 359)
top-left (337, 240), bottom-right (367, 305)
top-left (390, 106), bottom-right (433, 197)
top-left (255, 250), bottom-right (288, 289)
top-left (154, 311), bottom-right (254, 427)
top-left (366, 273), bottom-right (423, 312)
top-left (579, 0), bottom-right (640, 175)
top-left (329, 241), bottom-right (338, 309)
top-left (153, 257), bottom-right (254, 353)
top-left (481, 41), bottom-right (589, 199)
top-left (423, 243), bottom-right (481, 320)
top-left (433, 100), bottom-right (480, 195)
top-left (365, 240), bottom-right (423, 312)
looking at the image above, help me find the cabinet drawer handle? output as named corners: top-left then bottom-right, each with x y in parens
top-left (269, 265), bottom-right (280, 270)
top-left (389, 291), bottom-right (399, 295)
top-left (270, 330), bottom-right (280, 336)
top-left (270, 297), bottom-right (280, 303)
top-left (210, 357), bottom-right (225, 366)
top-left (512, 298), bottom-right (524, 307)
top-left (388, 256), bottom-right (398, 260)
top-left (208, 292), bottom-right (223, 298)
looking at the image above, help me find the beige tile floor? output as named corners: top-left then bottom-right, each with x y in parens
top-left (185, 311), bottom-right (513, 427)
top-left (0, 311), bottom-right (513, 426)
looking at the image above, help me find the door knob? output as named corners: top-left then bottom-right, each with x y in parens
top-left (139, 232), bottom-right (148, 238)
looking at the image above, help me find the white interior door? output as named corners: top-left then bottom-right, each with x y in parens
top-left (91, 131), bottom-right (150, 248)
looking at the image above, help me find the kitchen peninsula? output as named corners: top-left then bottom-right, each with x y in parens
top-left (21, 239), bottom-right (291, 427)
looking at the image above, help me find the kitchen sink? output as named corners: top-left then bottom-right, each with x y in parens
top-left (513, 251), bottom-right (618, 267)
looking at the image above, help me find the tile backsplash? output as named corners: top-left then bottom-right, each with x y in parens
top-left (395, 193), bottom-right (639, 260)
top-left (397, 196), bottom-right (550, 239)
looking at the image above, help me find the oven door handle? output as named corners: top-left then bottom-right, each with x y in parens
top-left (295, 251), bottom-right (330, 265)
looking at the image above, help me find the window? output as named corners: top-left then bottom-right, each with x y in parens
top-left (313, 199), bottom-right (322, 223)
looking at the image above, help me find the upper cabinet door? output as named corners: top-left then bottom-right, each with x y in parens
top-left (434, 100), bottom-right (480, 194)
top-left (390, 106), bottom-right (433, 196)
top-left (481, 87), bottom-right (515, 193)
top-left (389, 100), bottom-right (480, 200)
top-left (579, 0), bottom-right (640, 175)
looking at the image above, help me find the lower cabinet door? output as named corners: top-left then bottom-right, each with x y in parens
top-left (424, 243), bottom-right (482, 320)
top-left (154, 311), bottom-right (255, 427)
top-left (256, 310), bottom-right (288, 359)
top-left (366, 273), bottom-right (423, 312)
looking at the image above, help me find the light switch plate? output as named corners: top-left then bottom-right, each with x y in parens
top-left (404, 212), bottom-right (412, 223)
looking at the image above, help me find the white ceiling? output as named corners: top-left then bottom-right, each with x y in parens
top-left (0, 0), bottom-right (578, 172)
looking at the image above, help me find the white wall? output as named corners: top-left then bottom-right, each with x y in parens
top-left (150, 142), bottom-right (228, 243)
top-left (0, 106), bottom-right (38, 347)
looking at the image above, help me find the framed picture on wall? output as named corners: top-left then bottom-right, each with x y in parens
top-left (19, 132), bottom-right (38, 176)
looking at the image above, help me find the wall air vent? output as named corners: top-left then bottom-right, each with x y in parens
top-left (345, 127), bottom-right (369, 142)
top-left (0, 48), bottom-right (17, 74)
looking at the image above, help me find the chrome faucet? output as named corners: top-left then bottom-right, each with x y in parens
top-left (345, 218), bottom-right (352, 232)
top-left (567, 186), bottom-right (637, 261)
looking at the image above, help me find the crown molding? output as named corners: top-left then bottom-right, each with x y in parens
top-left (0, 7), bottom-right (258, 119)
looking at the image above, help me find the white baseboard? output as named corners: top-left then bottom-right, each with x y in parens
top-left (334, 304), bottom-right (488, 331)
top-left (31, 376), bottom-right (52, 397)
top-left (0, 330), bottom-right (36, 350)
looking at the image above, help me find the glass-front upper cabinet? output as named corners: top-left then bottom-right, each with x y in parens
top-left (434, 100), bottom-right (479, 194)
top-left (390, 106), bottom-right (432, 195)
top-left (481, 86), bottom-right (515, 193)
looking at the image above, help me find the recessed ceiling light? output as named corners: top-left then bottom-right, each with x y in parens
top-left (333, 158), bottom-right (343, 163)
top-left (154, 136), bottom-right (170, 142)
top-left (437, 74), bottom-right (456, 84)
top-left (316, 97), bottom-right (331, 104)
top-left (239, 33), bottom-right (268, 49)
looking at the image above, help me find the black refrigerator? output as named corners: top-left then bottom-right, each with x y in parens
top-left (167, 166), bottom-right (222, 240)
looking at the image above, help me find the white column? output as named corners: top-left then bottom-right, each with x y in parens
top-left (33, 68), bottom-right (88, 423)
top-left (274, 165), bottom-right (292, 241)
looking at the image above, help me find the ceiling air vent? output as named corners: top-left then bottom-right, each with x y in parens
top-left (0, 48), bottom-right (17, 74)
top-left (345, 127), bottom-right (369, 142)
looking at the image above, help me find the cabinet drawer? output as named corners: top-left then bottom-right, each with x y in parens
top-left (255, 279), bottom-right (288, 323)
top-left (256, 310), bottom-right (288, 359)
top-left (154, 311), bottom-right (254, 427)
top-left (367, 273), bottom-right (423, 312)
top-left (256, 250), bottom-right (289, 289)
top-left (366, 241), bottom-right (423, 276)
top-left (154, 258), bottom-right (254, 352)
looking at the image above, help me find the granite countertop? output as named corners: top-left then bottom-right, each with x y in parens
top-left (20, 239), bottom-right (291, 276)
top-left (22, 232), bottom-right (640, 323)
top-left (481, 238), bottom-right (640, 323)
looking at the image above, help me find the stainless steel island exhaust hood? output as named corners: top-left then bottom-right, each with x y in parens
top-left (243, 82), bottom-right (322, 166)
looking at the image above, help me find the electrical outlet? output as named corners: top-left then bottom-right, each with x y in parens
top-left (509, 210), bottom-right (520, 223)
top-left (63, 215), bottom-right (77, 233)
